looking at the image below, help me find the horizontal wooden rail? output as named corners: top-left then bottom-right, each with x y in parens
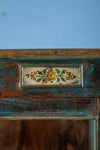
top-left (0, 49), bottom-right (100, 60)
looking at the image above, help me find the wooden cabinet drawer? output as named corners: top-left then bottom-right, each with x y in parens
top-left (0, 49), bottom-right (99, 118)
top-left (0, 50), bottom-right (100, 99)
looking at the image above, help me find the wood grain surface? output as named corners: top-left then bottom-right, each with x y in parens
top-left (0, 49), bottom-right (99, 150)
top-left (0, 49), bottom-right (100, 59)
top-left (0, 120), bottom-right (88, 150)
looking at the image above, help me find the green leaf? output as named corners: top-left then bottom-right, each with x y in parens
top-left (37, 70), bottom-right (43, 75)
top-left (55, 69), bottom-right (60, 74)
top-left (57, 77), bottom-right (60, 82)
top-left (61, 70), bottom-right (66, 74)
top-left (61, 77), bottom-right (66, 82)
top-left (43, 69), bottom-right (46, 75)
top-left (36, 78), bottom-right (42, 82)
top-left (26, 74), bottom-right (30, 78)
top-left (50, 81), bottom-right (53, 83)
top-left (73, 75), bottom-right (76, 78)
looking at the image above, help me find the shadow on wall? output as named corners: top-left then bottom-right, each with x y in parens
top-left (0, 120), bottom-right (89, 150)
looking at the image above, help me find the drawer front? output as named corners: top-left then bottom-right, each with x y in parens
top-left (0, 59), bottom-right (100, 99)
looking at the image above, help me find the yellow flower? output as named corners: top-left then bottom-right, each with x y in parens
top-left (69, 74), bottom-right (72, 78)
top-left (66, 72), bottom-right (73, 80)
top-left (51, 76), bottom-right (56, 80)
top-left (34, 71), bottom-right (37, 75)
top-left (30, 73), bottom-right (36, 81)
top-left (66, 76), bottom-right (71, 80)
top-left (66, 71), bottom-right (71, 76)
top-left (47, 70), bottom-right (56, 81)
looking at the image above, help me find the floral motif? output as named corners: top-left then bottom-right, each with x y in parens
top-left (25, 68), bottom-right (76, 83)
top-left (47, 70), bottom-right (56, 81)
top-left (26, 71), bottom-right (37, 81)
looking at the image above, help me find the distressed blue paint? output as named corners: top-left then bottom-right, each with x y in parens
top-left (0, 98), bottom-right (98, 118)
top-left (0, 60), bottom-right (100, 97)
top-left (0, 55), bottom-right (99, 150)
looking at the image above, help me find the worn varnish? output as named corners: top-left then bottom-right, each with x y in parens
top-left (0, 120), bottom-right (88, 150)
top-left (0, 49), bottom-right (99, 150)
top-left (0, 98), bottom-right (98, 119)
top-left (0, 50), bottom-right (99, 116)
top-left (0, 49), bottom-right (100, 59)
top-left (0, 60), bottom-right (100, 98)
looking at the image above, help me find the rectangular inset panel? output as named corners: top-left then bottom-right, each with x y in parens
top-left (21, 66), bottom-right (83, 87)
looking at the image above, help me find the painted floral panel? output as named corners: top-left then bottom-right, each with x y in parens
top-left (22, 67), bottom-right (81, 86)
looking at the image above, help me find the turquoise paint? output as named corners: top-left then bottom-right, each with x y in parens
top-left (0, 55), bottom-right (99, 149)
top-left (0, 98), bottom-right (98, 117)
top-left (0, 60), bottom-right (100, 97)
top-left (90, 119), bottom-right (98, 150)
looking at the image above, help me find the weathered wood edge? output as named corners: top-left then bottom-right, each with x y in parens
top-left (0, 98), bottom-right (99, 120)
top-left (0, 49), bottom-right (100, 60)
top-left (0, 116), bottom-right (98, 120)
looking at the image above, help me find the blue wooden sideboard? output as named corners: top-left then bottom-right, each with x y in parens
top-left (0, 49), bottom-right (99, 150)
